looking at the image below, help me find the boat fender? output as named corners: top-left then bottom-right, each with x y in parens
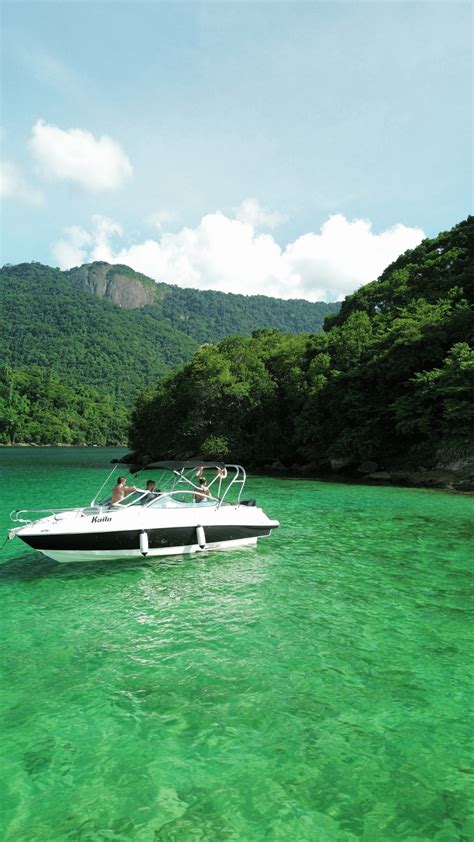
top-left (196, 525), bottom-right (206, 549)
top-left (139, 529), bottom-right (149, 556)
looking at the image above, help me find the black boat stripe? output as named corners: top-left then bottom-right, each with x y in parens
top-left (20, 524), bottom-right (272, 551)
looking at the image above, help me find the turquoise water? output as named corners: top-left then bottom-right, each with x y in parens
top-left (0, 448), bottom-right (473, 841)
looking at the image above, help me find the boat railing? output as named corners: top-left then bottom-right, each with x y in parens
top-left (12, 464), bottom-right (250, 524)
top-left (217, 465), bottom-right (246, 506)
top-left (195, 466), bottom-right (247, 507)
top-left (112, 467), bottom-right (247, 510)
top-left (116, 489), bottom-right (220, 508)
top-left (10, 506), bottom-right (89, 525)
top-left (164, 464), bottom-right (247, 508)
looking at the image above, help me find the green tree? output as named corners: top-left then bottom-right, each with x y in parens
top-left (130, 216), bottom-right (474, 471)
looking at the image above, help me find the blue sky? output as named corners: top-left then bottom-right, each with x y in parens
top-left (1, 0), bottom-right (472, 301)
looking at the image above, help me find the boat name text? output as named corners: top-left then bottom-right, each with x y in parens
top-left (91, 515), bottom-right (112, 523)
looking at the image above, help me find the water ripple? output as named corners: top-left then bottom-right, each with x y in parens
top-left (1, 453), bottom-right (473, 839)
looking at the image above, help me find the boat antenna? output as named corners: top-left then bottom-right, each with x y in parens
top-left (91, 465), bottom-right (119, 506)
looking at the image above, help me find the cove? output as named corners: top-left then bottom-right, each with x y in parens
top-left (0, 448), bottom-right (473, 840)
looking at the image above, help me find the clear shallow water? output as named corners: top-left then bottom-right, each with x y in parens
top-left (0, 448), bottom-right (473, 841)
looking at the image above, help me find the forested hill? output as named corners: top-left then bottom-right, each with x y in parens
top-left (0, 261), bottom-right (338, 445)
top-left (65, 261), bottom-right (339, 338)
top-left (130, 217), bottom-right (474, 487)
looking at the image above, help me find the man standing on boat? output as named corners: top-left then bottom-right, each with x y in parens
top-left (111, 476), bottom-right (137, 504)
top-left (194, 476), bottom-right (211, 502)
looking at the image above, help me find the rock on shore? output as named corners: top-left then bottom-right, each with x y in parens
top-left (262, 454), bottom-right (474, 492)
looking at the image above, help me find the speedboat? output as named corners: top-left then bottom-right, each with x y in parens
top-left (9, 460), bottom-right (279, 563)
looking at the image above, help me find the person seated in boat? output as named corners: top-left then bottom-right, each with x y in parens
top-left (194, 476), bottom-right (210, 502)
top-left (142, 479), bottom-right (161, 504)
top-left (111, 476), bottom-right (138, 505)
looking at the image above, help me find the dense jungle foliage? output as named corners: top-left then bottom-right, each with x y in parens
top-left (0, 261), bottom-right (337, 444)
top-left (130, 218), bottom-right (474, 471)
top-left (155, 284), bottom-right (340, 341)
top-left (0, 366), bottom-right (129, 445)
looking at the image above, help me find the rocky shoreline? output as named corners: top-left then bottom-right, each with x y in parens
top-left (258, 456), bottom-right (474, 493)
top-left (3, 444), bottom-right (474, 492)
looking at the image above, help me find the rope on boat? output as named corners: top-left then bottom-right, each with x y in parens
top-left (1, 534), bottom-right (11, 552)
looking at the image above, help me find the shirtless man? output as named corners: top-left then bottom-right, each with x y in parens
top-left (194, 476), bottom-right (211, 502)
top-left (111, 476), bottom-right (137, 505)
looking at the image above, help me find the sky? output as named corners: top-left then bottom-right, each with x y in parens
top-left (0, 0), bottom-right (472, 302)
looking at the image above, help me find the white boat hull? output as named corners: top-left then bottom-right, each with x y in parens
top-left (14, 502), bottom-right (278, 563)
top-left (37, 535), bottom-right (260, 563)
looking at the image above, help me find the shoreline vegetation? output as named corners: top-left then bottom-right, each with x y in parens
top-left (1, 219), bottom-right (473, 485)
top-left (1, 442), bottom-right (128, 447)
top-left (2, 444), bottom-right (472, 493)
top-left (0, 260), bottom-right (338, 447)
top-left (129, 218), bottom-right (474, 492)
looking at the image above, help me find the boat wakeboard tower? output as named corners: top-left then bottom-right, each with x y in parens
top-left (8, 458), bottom-right (279, 563)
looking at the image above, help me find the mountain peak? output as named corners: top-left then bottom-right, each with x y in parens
top-left (67, 262), bottom-right (157, 309)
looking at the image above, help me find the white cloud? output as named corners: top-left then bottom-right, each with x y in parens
top-left (88, 215), bottom-right (123, 260)
top-left (235, 198), bottom-right (287, 230)
top-left (51, 207), bottom-right (425, 301)
top-left (0, 160), bottom-right (43, 205)
top-left (29, 120), bottom-right (133, 191)
top-left (52, 224), bottom-right (92, 268)
top-left (281, 214), bottom-right (425, 300)
top-left (52, 216), bottom-right (122, 268)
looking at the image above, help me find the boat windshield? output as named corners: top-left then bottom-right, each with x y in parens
top-left (147, 464), bottom-right (245, 507)
top-left (97, 464), bottom-right (246, 509)
top-left (93, 462), bottom-right (247, 509)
